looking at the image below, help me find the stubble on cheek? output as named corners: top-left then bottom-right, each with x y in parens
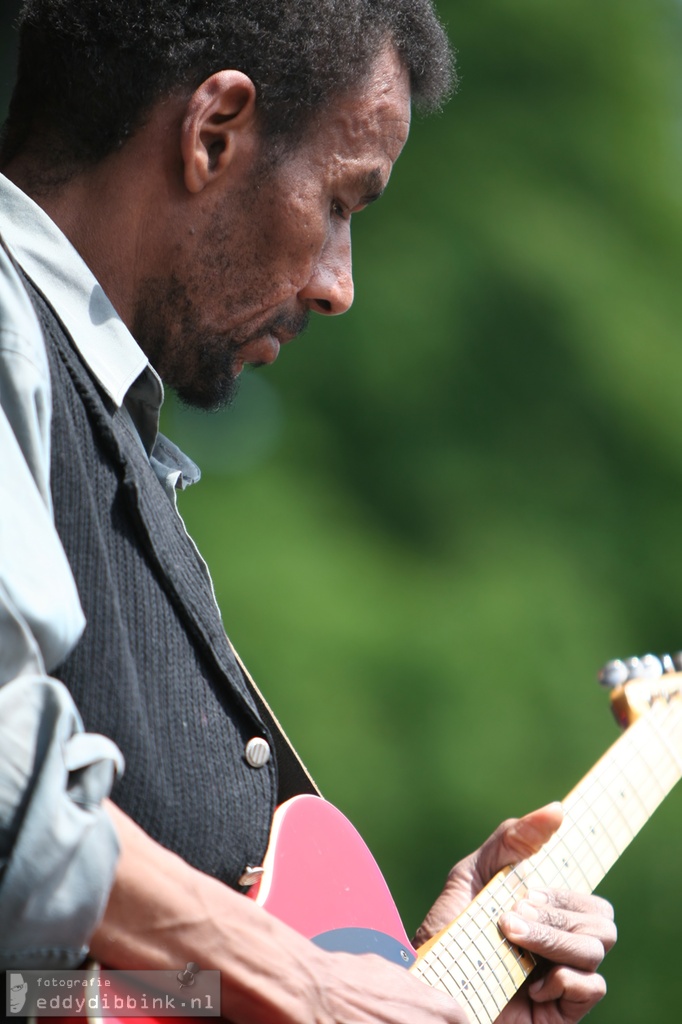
top-left (130, 161), bottom-right (315, 410)
top-left (132, 270), bottom-right (241, 411)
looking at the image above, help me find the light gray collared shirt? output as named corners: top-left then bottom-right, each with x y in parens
top-left (0, 172), bottom-right (199, 966)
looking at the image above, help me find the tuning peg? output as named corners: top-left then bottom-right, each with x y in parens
top-left (661, 654), bottom-right (675, 674)
top-left (638, 654), bottom-right (664, 680)
top-left (598, 659), bottom-right (628, 689)
top-left (623, 656), bottom-right (645, 680)
top-left (672, 652), bottom-right (682, 672)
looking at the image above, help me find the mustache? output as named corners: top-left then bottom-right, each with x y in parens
top-left (237, 308), bottom-right (310, 348)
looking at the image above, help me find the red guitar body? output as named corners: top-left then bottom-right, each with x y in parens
top-left (247, 794), bottom-right (417, 966)
top-left (39, 666), bottom-right (682, 1024)
top-left (41, 796), bottom-right (413, 1024)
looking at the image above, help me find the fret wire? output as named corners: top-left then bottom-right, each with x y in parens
top-left (504, 865), bottom-right (530, 904)
top-left (433, 965), bottom-right (477, 1008)
top-left (574, 721), bottom-right (648, 811)
top-left (564, 790), bottom-right (620, 865)
top-left (433, 943), bottom-right (455, 970)
top-left (413, 888), bottom-right (536, 1015)
top-left (559, 806), bottom-right (612, 889)
top-left (504, 715), bottom-right (664, 897)
top-left (602, 712), bottom-right (671, 790)
top-left (425, 924), bottom-right (530, 1013)
top-left (573, 733), bottom-right (642, 818)
top-left (476, 950), bottom-right (516, 1008)
top-left (520, 704), bottom-right (679, 897)
top-left (425, 909), bottom-right (532, 999)
top-left (458, 986), bottom-right (494, 1024)
top-left (596, 716), bottom-right (672, 826)
top-left (532, 724), bottom-right (651, 878)
top-left (442, 921), bottom-right (502, 981)
top-left (415, 700), bottom-right (682, 1023)
top-left (625, 720), bottom-right (671, 803)
top-left (567, 772), bottom-right (635, 860)
top-left (418, 943), bottom-right (494, 1024)
top-left (645, 705), bottom-right (682, 777)
top-left (461, 942), bottom-right (509, 1014)
top-left (489, 933), bottom-right (535, 992)
top-left (518, 703), bottom-right (682, 899)
top-left (488, 865), bottom-right (531, 904)
top-left (462, 909), bottom-right (497, 948)
top-left (559, 810), bottom-right (609, 880)
top-left (528, 826), bottom-right (594, 893)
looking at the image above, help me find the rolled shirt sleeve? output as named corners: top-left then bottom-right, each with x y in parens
top-left (0, 238), bottom-right (123, 967)
top-left (0, 677), bottom-right (123, 967)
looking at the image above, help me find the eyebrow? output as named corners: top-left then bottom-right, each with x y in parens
top-left (356, 167), bottom-right (386, 206)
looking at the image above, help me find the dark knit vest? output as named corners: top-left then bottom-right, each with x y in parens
top-left (24, 277), bottom-right (277, 889)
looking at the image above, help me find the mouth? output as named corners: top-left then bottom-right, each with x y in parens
top-left (233, 315), bottom-right (307, 373)
top-left (233, 333), bottom-right (281, 374)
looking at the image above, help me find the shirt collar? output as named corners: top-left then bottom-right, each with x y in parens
top-left (0, 172), bottom-right (161, 414)
top-left (0, 174), bottom-right (201, 488)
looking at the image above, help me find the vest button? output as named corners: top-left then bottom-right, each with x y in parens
top-left (244, 736), bottom-right (271, 768)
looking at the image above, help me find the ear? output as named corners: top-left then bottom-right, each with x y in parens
top-left (181, 70), bottom-right (258, 193)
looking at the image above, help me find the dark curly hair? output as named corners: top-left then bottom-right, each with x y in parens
top-left (0, 0), bottom-right (454, 175)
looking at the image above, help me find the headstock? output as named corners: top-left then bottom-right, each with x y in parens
top-left (598, 653), bottom-right (682, 729)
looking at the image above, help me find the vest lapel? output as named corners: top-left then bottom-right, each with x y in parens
top-left (27, 274), bottom-right (265, 726)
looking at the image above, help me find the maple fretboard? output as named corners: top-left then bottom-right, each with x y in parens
top-left (411, 694), bottom-right (682, 1023)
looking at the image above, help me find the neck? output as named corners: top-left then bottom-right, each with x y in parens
top-left (2, 122), bottom-right (183, 332)
top-left (412, 693), bottom-right (682, 1022)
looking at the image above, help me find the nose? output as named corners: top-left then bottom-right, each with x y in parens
top-left (298, 229), bottom-right (354, 316)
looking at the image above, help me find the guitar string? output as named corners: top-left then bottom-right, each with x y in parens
top-left (427, 701), bottom-right (682, 1010)
top-left (416, 701), bottom-right (682, 1014)
top-left (418, 785), bottom-right (650, 1015)
top-left (424, 715), bottom-right (658, 970)
top-left (420, 920), bottom-right (530, 1023)
top-left (500, 701), bottom-right (682, 889)
top-left (421, 913), bottom-right (529, 1019)
top-left (418, 733), bottom-right (636, 993)
top-left (460, 703), bottom-right (682, 1014)
top-left (645, 707), bottom-right (682, 775)
top-left (499, 704), bottom-right (681, 895)
top-left (417, 703), bottom-right (682, 1000)
top-left (545, 709), bottom-right (676, 885)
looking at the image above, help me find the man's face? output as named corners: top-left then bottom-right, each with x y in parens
top-left (134, 47), bottom-right (411, 410)
top-left (9, 974), bottom-right (27, 1013)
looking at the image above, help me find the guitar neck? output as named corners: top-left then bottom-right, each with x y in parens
top-left (412, 698), bottom-right (682, 1024)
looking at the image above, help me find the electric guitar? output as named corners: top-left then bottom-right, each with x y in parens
top-left (246, 653), bottom-right (682, 1023)
top-left (40, 654), bottom-right (682, 1024)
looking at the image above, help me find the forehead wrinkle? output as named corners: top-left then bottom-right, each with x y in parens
top-left (332, 82), bottom-right (409, 154)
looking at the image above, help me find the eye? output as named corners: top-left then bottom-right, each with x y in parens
top-left (331, 199), bottom-right (347, 220)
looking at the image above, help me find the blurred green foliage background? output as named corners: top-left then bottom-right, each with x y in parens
top-left (3, 1), bottom-right (682, 1019)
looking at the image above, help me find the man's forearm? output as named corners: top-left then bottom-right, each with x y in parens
top-left (94, 802), bottom-right (335, 1022)
top-left (93, 803), bottom-right (469, 1024)
top-left (95, 803), bottom-right (615, 1024)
